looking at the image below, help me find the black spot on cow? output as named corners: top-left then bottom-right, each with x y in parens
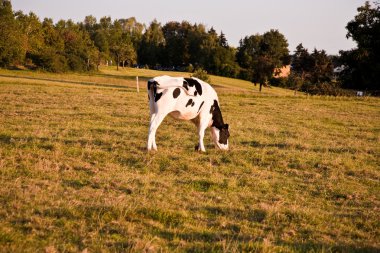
top-left (194, 91), bottom-right (198, 96)
top-left (173, 88), bottom-right (181, 98)
top-left (210, 103), bottom-right (215, 114)
top-left (184, 78), bottom-right (203, 96)
top-left (197, 101), bottom-right (204, 113)
top-left (147, 80), bottom-right (158, 90)
top-left (192, 101), bottom-right (195, 106)
top-left (186, 99), bottom-right (193, 107)
top-left (219, 125), bottom-right (230, 145)
top-left (183, 80), bottom-right (189, 90)
top-left (155, 92), bottom-right (163, 102)
top-left (148, 80), bottom-right (162, 102)
top-left (211, 100), bottom-right (223, 128)
top-left (211, 100), bottom-right (230, 144)
top-left (147, 81), bottom-right (152, 90)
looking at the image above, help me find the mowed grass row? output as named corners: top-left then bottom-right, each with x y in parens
top-left (0, 69), bottom-right (379, 252)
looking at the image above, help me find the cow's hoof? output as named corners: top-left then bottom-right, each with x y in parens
top-left (194, 145), bottom-right (206, 152)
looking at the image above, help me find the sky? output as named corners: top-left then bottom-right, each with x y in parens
top-left (12, 0), bottom-right (366, 55)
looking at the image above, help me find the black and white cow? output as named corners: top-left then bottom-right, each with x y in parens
top-left (147, 75), bottom-right (230, 152)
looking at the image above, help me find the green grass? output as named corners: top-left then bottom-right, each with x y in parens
top-left (0, 67), bottom-right (379, 252)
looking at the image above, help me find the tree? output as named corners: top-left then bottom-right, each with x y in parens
top-left (29, 18), bottom-right (67, 72)
top-left (291, 43), bottom-right (313, 80)
top-left (309, 49), bottom-right (333, 84)
top-left (199, 26), bottom-right (220, 73)
top-left (93, 31), bottom-right (109, 60)
top-left (219, 31), bottom-right (228, 48)
top-left (339, 1), bottom-right (380, 91)
top-left (15, 11), bottom-right (44, 65)
top-left (162, 21), bottom-right (191, 67)
top-left (237, 29), bottom-right (290, 91)
top-left (119, 40), bottom-right (137, 67)
top-left (55, 19), bottom-right (98, 71)
top-left (0, 0), bottom-right (24, 66)
top-left (138, 19), bottom-right (164, 67)
top-left (289, 44), bottom-right (334, 94)
top-left (83, 15), bottom-right (97, 35)
top-left (109, 20), bottom-right (123, 70)
top-left (292, 44), bottom-right (333, 84)
top-left (118, 17), bottom-right (144, 46)
top-left (109, 19), bottom-right (137, 70)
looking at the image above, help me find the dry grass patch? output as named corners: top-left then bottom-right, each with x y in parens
top-left (0, 69), bottom-right (379, 252)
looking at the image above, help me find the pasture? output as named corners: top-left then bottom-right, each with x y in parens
top-left (0, 67), bottom-right (379, 252)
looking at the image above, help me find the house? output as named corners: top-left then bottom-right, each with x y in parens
top-left (274, 65), bottom-right (291, 78)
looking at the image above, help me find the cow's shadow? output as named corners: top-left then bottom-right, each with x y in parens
top-left (241, 140), bottom-right (292, 150)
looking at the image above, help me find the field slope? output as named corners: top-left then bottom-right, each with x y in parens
top-left (0, 68), bottom-right (379, 252)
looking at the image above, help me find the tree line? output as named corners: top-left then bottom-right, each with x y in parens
top-left (0, 0), bottom-right (378, 94)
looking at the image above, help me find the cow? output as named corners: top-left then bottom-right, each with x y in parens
top-left (147, 75), bottom-right (230, 152)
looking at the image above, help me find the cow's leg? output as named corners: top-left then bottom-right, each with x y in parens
top-left (147, 89), bottom-right (159, 150)
top-left (196, 117), bottom-right (210, 152)
top-left (147, 112), bottom-right (167, 151)
top-left (147, 113), bottom-right (156, 150)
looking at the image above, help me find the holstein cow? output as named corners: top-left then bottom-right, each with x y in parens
top-left (147, 75), bottom-right (230, 152)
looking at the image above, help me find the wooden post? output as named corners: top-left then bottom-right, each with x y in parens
top-left (136, 76), bottom-right (139, 93)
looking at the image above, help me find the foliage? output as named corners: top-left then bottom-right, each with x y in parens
top-left (2, 0), bottom-right (378, 95)
top-left (339, 1), bottom-right (380, 91)
top-left (191, 68), bottom-right (211, 83)
top-left (288, 44), bottom-right (335, 95)
top-left (108, 19), bottom-right (138, 70)
top-left (138, 19), bottom-right (165, 67)
top-left (0, 1), bottom-right (24, 67)
top-left (236, 30), bottom-right (290, 91)
top-left (0, 2), bottom-right (243, 77)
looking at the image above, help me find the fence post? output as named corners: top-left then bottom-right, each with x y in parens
top-left (136, 76), bottom-right (139, 93)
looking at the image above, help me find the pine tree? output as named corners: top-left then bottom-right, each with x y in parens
top-left (219, 31), bottom-right (228, 48)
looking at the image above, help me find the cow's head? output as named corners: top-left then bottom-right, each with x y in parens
top-left (211, 124), bottom-right (230, 150)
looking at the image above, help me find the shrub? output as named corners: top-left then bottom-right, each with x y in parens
top-left (29, 49), bottom-right (68, 73)
top-left (66, 53), bottom-right (86, 72)
top-left (185, 64), bottom-right (194, 73)
top-left (220, 63), bottom-right (240, 78)
top-left (269, 77), bottom-right (288, 87)
top-left (191, 68), bottom-right (211, 83)
top-left (302, 82), bottom-right (355, 96)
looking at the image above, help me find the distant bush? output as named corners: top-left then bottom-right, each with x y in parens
top-left (238, 68), bottom-right (252, 82)
top-left (185, 64), bottom-right (194, 73)
top-left (191, 68), bottom-right (211, 83)
top-left (67, 54), bottom-right (86, 72)
top-left (269, 77), bottom-right (288, 87)
top-left (29, 49), bottom-right (68, 73)
top-left (220, 63), bottom-right (240, 78)
top-left (280, 73), bottom-right (357, 96)
top-left (302, 82), bottom-right (356, 96)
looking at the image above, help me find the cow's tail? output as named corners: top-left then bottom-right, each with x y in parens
top-left (147, 80), bottom-right (158, 100)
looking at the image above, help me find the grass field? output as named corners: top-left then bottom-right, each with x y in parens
top-left (0, 67), bottom-right (379, 252)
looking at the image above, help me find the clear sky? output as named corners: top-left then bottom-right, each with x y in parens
top-left (12, 0), bottom-right (365, 55)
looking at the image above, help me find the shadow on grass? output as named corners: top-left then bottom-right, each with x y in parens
top-left (0, 74), bottom-right (135, 90)
top-left (241, 140), bottom-right (360, 154)
top-left (241, 140), bottom-right (303, 150)
top-left (146, 220), bottom-right (379, 252)
top-left (279, 241), bottom-right (379, 253)
top-left (94, 73), bottom-right (152, 82)
top-left (145, 222), bottom-right (250, 244)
